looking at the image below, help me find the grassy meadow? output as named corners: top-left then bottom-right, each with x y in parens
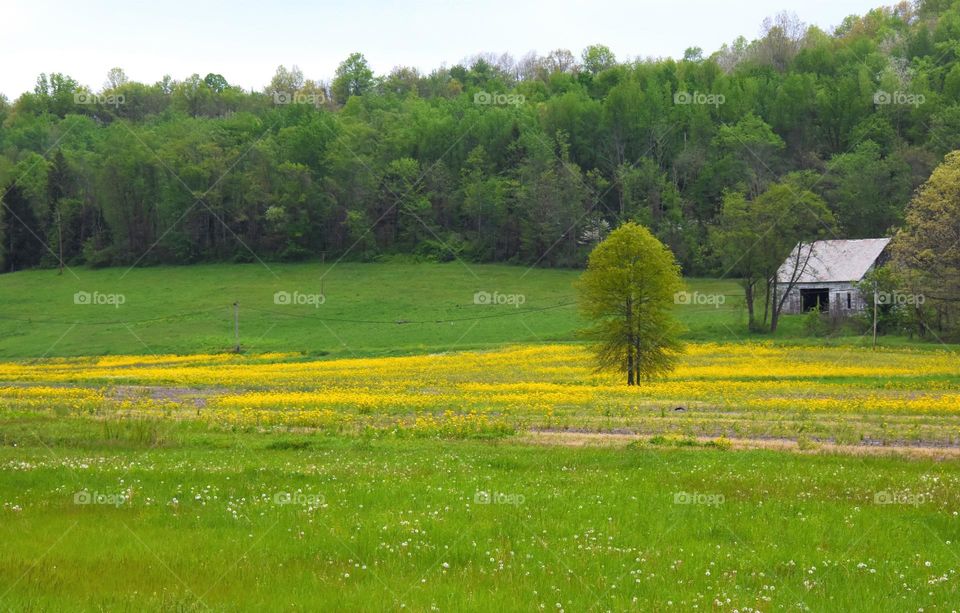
top-left (0, 262), bottom-right (877, 358)
top-left (1, 263), bottom-right (959, 611)
top-left (2, 435), bottom-right (959, 611)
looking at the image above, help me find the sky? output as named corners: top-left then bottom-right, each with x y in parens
top-left (2, 0), bottom-right (886, 99)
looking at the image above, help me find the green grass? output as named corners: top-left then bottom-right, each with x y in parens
top-left (2, 262), bottom-right (958, 610)
top-left (1, 426), bottom-right (958, 611)
top-left (0, 262), bottom-right (930, 358)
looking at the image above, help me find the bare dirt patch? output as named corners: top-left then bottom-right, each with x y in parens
top-left (109, 385), bottom-right (219, 408)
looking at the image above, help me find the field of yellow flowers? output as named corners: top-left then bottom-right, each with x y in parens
top-left (2, 343), bottom-right (959, 446)
top-left (3, 343), bottom-right (960, 610)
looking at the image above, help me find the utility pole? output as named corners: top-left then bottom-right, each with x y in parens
top-left (57, 210), bottom-right (63, 276)
top-left (872, 280), bottom-right (878, 350)
top-left (233, 301), bottom-right (240, 353)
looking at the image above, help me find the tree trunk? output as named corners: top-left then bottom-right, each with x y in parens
top-left (769, 281), bottom-right (779, 332)
top-left (763, 279), bottom-right (771, 325)
top-left (634, 338), bottom-right (642, 385)
top-left (770, 281), bottom-right (790, 334)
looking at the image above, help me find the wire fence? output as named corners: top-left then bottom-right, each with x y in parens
top-left (0, 298), bottom-right (741, 327)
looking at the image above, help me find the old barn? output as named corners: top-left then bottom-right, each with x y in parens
top-left (776, 238), bottom-right (891, 317)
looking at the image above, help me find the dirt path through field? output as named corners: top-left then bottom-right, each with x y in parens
top-left (521, 430), bottom-right (960, 459)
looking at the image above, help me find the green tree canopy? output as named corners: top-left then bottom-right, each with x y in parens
top-left (332, 53), bottom-right (375, 104)
top-left (891, 149), bottom-right (960, 337)
top-left (576, 222), bottom-right (684, 385)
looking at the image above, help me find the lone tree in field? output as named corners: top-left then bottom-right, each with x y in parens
top-left (576, 222), bottom-right (684, 385)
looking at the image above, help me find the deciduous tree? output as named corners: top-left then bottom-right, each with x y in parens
top-left (576, 222), bottom-right (684, 385)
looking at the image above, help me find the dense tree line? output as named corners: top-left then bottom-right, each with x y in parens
top-left (1, 1), bottom-right (960, 280)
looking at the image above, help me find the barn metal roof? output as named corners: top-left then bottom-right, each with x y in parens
top-left (776, 238), bottom-right (891, 284)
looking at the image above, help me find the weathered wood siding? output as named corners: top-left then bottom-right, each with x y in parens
top-left (777, 281), bottom-right (868, 316)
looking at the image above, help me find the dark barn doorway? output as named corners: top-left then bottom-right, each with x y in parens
top-left (800, 288), bottom-right (829, 313)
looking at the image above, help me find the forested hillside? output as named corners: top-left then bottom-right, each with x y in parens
top-left (1, 1), bottom-right (959, 274)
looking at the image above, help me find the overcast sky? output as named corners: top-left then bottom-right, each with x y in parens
top-left (3, 0), bottom-right (886, 99)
